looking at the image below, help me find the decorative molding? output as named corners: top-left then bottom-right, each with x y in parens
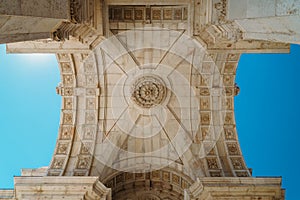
top-left (104, 170), bottom-right (193, 199)
top-left (2, 177), bottom-right (111, 200)
top-left (226, 143), bottom-right (240, 155)
top-left (131, 75), bottom-right (167, 108)
top-left (108, 5), bottom-right (188, 33)
top-left (109, 5), bottom-right (188, 22)
top-left (70, 0), bottom-right (95, 25)
top-left (50, 36), bottom-right (250, 184)
top-left (206, 158), bottom-right (219, 170)
top-left (213, 0), bottom-right (228, 23)
top-left (187, 177), bottom-right (284, 200)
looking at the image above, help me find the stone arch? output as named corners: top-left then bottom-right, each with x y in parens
top-left (47, 28), bottom-right (251, 182)
top-left (102, 168), bottom-right (193, 200)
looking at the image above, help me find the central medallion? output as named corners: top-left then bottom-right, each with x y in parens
top-left (131, 75), bottom-right (167, 108)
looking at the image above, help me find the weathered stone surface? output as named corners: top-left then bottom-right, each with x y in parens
top-left (228, 0), bottom-right (300, 44)
top-left (0, 0), bottom-right (69, 19)
top-left (187, 177), bottom-right (285, 200)
top-left (2, 0), bottom-right (299, 199)
top-left (236, 15), bottom-right (300, 44)
top-left (6, 39), bottom-right (92, 54)
top-left (0, 176), bottom-right (111, 200)
top-left (0, 0), bottom-right (70, 43)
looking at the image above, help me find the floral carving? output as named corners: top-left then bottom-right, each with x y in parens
top-left (131, 76), bottom-right (167, 108)
top-left (76, 157), bottom-right (90, 169)
top-left (64, 98), bottom-right (73, 110)
top-left (56, 143), bottom-right (69, 155)
top-left (85, 112), bottom-right (96, 124)
top-left (60, 126), bottom-right (73, 140)
top-left (224, 127), bottom-right (236, 140)
top-left (200, 97), bottom-right (210, 110)
top-left (63, 113), bottom-right (73, 124)
top-left (86, 98), bottom-right (96, 109)
top-left (52, 158), bottom-right (65, 169)
top-left (172, 174), bottom-right (180, 185)
top-left (207, 158), bottom-right (219, 169)
top-left (231, 157), bottom-right (244, 170)
top-left (214, 0), bottom-right (227, 23)
top-left (227, 143), bottom-right (239, 155)
top-left (200, 112), bottom-right (211, 125)
top-left (80, 143), bottom-right (92, 154)
top-left (224, 112), bottom-right (234, 124)
top-left (70, 0), bottom-right (81, 23)
top-left (63, 75), bottom-right (74, 86)
top-left (61, 63), bottom-right (72, 73)
top-left (83, 126), bottom-right (95, 140)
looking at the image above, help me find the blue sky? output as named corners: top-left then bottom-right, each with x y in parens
top-left (236, 44), bottom-right (300, 200)
top-left (0, 44), bottom-right (299, 199)
top-left (235, 45), bottom-right (300, 200)
top-left (0, 45), bottom-right (61, 188)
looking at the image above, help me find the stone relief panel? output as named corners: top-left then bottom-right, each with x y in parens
top-left (48, 53), bottom-right (78, 176)
top-left (71, 54), bottom-right (99, 176)
top-left (109, 5), bottom-right (188, 22)
top-left (108, 5), bottom-right (188, 33)
top-left (63, 97), bottom-right (73, 110)
top-left (56, 142), bottom-right (70, 155)
top-left (0, 1), bottom-right (289, 198)
top-left (59, 125), bottom-right (75, 140)
top-left (49, 28), bottom-right (250, 180)
top-left (62, 112), bottom-right (74, 125)
top-left (77, 28), bottom-right (243, 180)
top-left (51, 158), bottom-right (65, 169)
top-left (104, 170), bottom-right (192, 200)
top-left (70, 0), bottom-right (95, 25)
top-left (212, 0), bottom-right (228, 23)
top-left (82, 125), bottom-right (97, 140)
top-left (206, 158), bottom-right (219, 170)
top-left (131, 75), bottom-right (167, 108)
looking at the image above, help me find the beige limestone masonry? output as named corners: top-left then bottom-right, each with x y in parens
top-left (1, 0), bottom-right (298, 199)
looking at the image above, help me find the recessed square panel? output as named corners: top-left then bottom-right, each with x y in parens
top-left (114, 8), bottom-right (123, 20)
top-left (174, 8), bottom-right (182, 20)
top-left (124, 9), bottom-right (133, 20)
top-left (134, 8), bottom-right (144, 20)
top-left (163, 8), bottom-right (173, 20)
top-left (152, 9), bottom-right (161, 20)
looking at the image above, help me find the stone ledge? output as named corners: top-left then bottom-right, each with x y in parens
top-left (0, 176), bottom-right (111, 200)
top-left (187, 177), bottom-right (285, 200)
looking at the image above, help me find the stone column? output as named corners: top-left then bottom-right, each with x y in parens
top-left (228, 0), bottom-right (300, 44)
top-left (0, 0), bottom-right (69, 44)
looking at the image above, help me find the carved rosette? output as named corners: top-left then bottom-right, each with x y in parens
top-left (131, 76), bottom-right (167, 108)
top-left (49, 31), bottom-right (251, 181)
